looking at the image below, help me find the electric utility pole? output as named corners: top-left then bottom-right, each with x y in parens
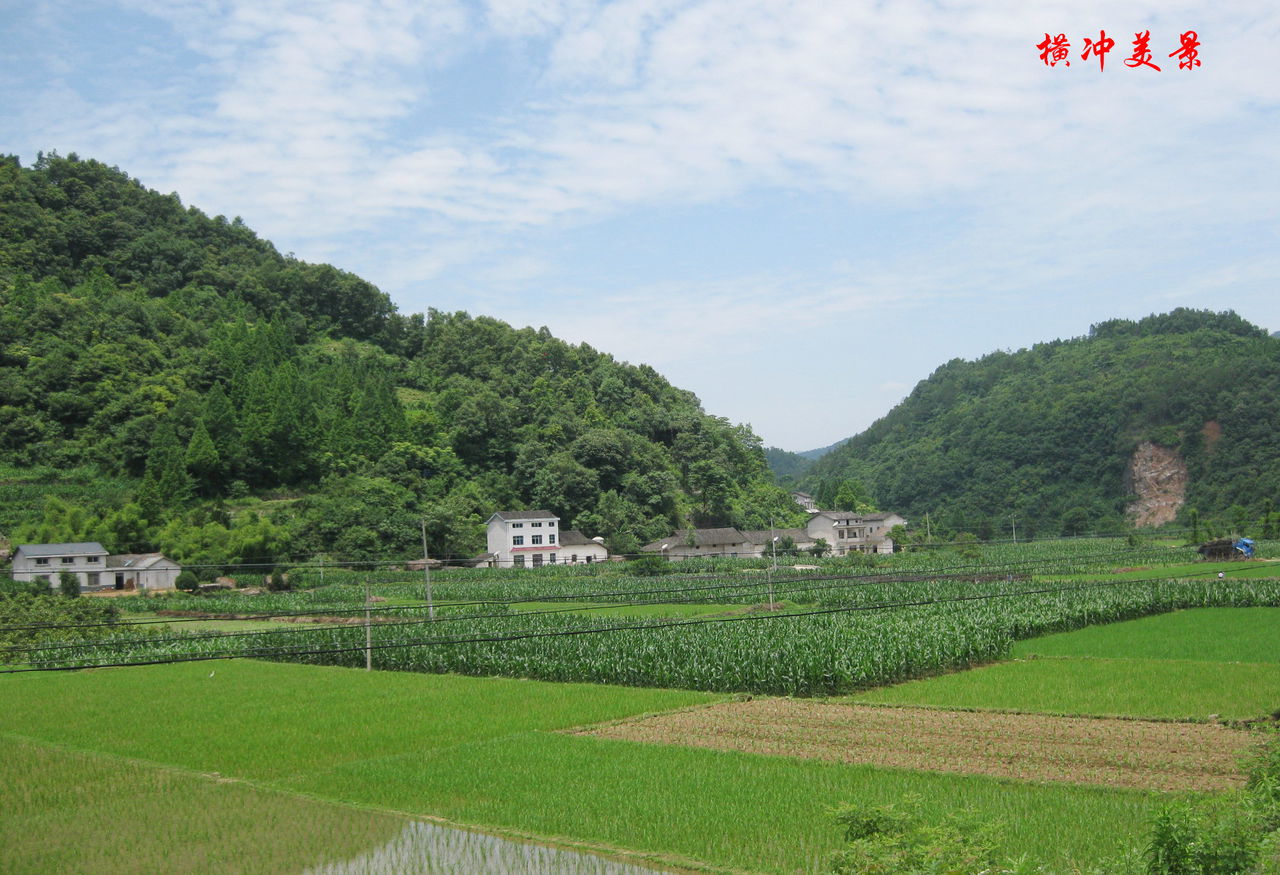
top-left (364, 577), bottom-right (372, 672)
top-left (421, 520), bottom-right (435, 620)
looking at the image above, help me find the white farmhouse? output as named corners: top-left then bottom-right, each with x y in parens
top-left (12, 542), bottom-right (109, 590)
top-left (483, 510), bottom-right (609, 568)
top-left (805, 511), bottom-right (906, 555)
top-left (106, 554), bottom-right (182, 591)
top-left (11, 542), bottom-right (182, 591)
top-left (557, 529), bottom-right (610, 565)
top-left (639, 527), bottom-right (761, 560)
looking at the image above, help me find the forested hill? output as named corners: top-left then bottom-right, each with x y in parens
top-left (801, 310), bottom-right (1280, 539)
top-left (0, 153), bottom-right (803, 566)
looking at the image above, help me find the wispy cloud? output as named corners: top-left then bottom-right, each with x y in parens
top-left (5, 0), bottom-right (1279, 446)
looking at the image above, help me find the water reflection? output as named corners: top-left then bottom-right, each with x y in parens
top-left (306, 820), bottom-right (671, 874)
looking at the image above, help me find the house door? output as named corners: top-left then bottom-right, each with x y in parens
top-left (115, 573), bottom-right (125, 590)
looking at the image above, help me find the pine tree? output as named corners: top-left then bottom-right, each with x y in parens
top-left (185, 419), bottom-right (222, 496)
top-left (147, 419), bottom-right (194, 507)
top-left (202, 382), bottom-right (242, 476)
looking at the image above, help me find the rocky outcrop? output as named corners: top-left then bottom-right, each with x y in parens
top-left (1125, 442), bottom-right (1188, 528)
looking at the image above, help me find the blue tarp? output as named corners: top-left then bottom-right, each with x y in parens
top-left (1235, 538), bottom-right (1256, 558)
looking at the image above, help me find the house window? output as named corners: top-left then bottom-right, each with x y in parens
top-left (87, 556), bottom-right (100, 563)
top-left (571, 554), bottom-right (578, 563)
top-left (35, 558), bottom-right (48, 566)
top-left (531, 535), bottom-right (543, 545)
top-left (512, 535), bottom-right (524, 546)
top-left (61, 557), bottom-right (74, 564)
top-left (548, 534), bottom-right (556, 544)
top-left (531, 522), bottom-right (543, 527)
top-left (547, 521), bottom-right (556, 528)
top-left (585, 556), bottom-right (593, 563)
top-left (548, 553), bottom-right (557, 564)
top-left (512, 522), bottom-right (523, 528)
top-left (532, 554), bottom-right (543, 567)
top-left (87, 573), bottom-right (100, 588)
top-left (514, 555), bottom-right (525, 568)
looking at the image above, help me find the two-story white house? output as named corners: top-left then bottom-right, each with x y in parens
top-left (12, 542), bottom-right (110, 590)
top-left (483, 510), bottom-right (610, 568)
top-left (805, 511), bottom-right (906, 555)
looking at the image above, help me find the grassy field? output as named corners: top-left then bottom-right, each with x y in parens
top-left (0, 660), bottom-right (1156, 873)
top-left (852, 608), bottom-right (1280, 721)
top-left (2, 737), bottom-right (410, 875)
top-left (1010, 606), bottom-right (1280, 662)
top-left (8, 546), bottom-right (1275, 872)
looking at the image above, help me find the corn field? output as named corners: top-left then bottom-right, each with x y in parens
top-left (19, 544), bottom-right (1280, 695)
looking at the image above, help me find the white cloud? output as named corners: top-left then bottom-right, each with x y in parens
top-left (6, 0), bottom-right (1279, 445)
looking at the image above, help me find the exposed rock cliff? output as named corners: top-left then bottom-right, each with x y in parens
top-left (1126, 442), bottom-right (1188, 527)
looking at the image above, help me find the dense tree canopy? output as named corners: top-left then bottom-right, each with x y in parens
top-left (800, 310), bottom-right (1280, 539)
top-left (1, 153), bottom-right (803, 565)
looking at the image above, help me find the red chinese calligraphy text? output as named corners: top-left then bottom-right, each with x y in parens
top-left (1169, 30), bottom-right (1201, 69)
top-left (1037, 33), bottom-right (1071, 67)
top-left (1081, 30), bottom-right (1116, 70)
top-left (1124, 30), bottom-right (1162, 71)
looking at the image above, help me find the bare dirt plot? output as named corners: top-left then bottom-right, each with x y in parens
top-left (575, 699), bottom-right (1260, 792)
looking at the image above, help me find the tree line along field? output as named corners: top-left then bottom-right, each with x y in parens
top-left (3, 537), bottom-right (1279, 872)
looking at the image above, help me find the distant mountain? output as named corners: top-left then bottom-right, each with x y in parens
top-left (764, 440), bottom-right (845, 485)
top-left (797, 440), bottom-right (845, 460)
top-left (801, 310), bottom-right (1280, 539)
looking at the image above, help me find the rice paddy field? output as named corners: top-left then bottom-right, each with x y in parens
top-left (2, 661), bottom-right (1157, 874)
top-left (3, 537), bottom-right (1279, 872)
top-left (852, 607), bottom-right (1280, 720)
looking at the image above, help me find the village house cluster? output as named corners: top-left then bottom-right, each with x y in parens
top-left (12, 496), bottom-right (907, 579)
top-left (479, 495), bottom-right (906, 568)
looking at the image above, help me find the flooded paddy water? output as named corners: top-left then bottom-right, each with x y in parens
top-left (306, 820), bottom-right (675, 874)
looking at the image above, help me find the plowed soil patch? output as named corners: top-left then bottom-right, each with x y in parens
top-left (576, 700), bottom-right (1257, 791)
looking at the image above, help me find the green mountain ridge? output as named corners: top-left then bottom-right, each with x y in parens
top-left (799, 309), bottom-right (1280, 539)
top-left (0, 152), bottom-right (805, 567)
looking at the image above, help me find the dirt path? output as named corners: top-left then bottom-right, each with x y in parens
top-left (575, 699), bottom-right (1259, 791)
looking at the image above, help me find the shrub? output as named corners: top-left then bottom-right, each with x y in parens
top-left (58, 570), bottom-right (80, 598)
top-left (627, 554), bottom-right (673, 576)
top-left (175, 571), bottom-right (199, 593)
top-left (828, 794), bottom-right (1036, 874)
top-left (0, 576), bottom-right (49, 596)
top-left (1144, 732), bottom-right (1280, 874)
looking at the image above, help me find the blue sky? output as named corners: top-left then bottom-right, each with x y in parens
top-left (3, 1), bottom-right (1278, 451)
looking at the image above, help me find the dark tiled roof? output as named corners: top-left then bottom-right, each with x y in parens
top-left (558, 530), bottom-right (603, 547)
top-left (489, 510), bottom-right (559, 522)
top-left (16, 542), bottom-right (108, 557)
top-left (739, 528), bottom-right (812, 545)
top-left (641, 528), bottom-right (751, 551)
